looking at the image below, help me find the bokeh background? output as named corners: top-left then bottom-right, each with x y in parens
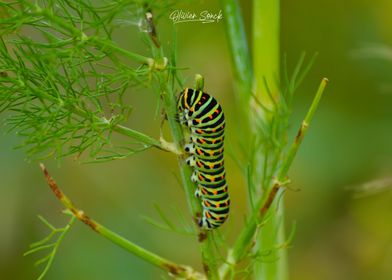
top-left (1, 0), bottom-right (392, 279)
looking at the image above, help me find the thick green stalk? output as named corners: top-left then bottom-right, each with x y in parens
top-left (39, 164), bottom-right (205, 280)
top-left (253, 0), bottom-right (280, 108)
top-left (220, 0), bottom-right (253, 99)
top-left (220, 0), bottom-right (255, 212)
top-left (252, 1), bottom-right (287, 279)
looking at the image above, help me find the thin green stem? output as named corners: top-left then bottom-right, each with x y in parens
top-left (278, 78), bottom-right (329, 178)
top-left (39, 163), bottom-right (205, 280)
top-left (34, 87), bottom-right (165, 151)
top-left (68, 103), bottom-right (167, 152)
top-left (219, 78), bottom-right (328, 279)
top-left (159, 78), bottom-right (219, 280)
top-left (37, 216), bottom-right (76, 280)
top-left (67, 98), bottom-right (167, 152)
top-left (142, 8), bottom-right (219, 278)
top-left (112, 124), bottom-right (162, 149)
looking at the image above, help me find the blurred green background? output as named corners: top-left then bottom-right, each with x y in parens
top-left (1, 0), bottom-right (392, 279)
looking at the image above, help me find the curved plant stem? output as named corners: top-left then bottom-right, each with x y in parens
top-left (39, 163), bottom-right (205, 280)
top-left (219, 78), bottom-right (328, 279)
top-left (279, 78), bottom-right (329, 176)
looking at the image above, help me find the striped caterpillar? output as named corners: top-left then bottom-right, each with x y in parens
top-left (177, 88), bottom-right (230, 230)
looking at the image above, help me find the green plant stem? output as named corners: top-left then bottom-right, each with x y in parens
top-left (219, 78), bottom-right (328, 279)
top-left (73, 102), bottom-right (168, 152)
top-left (37, 216), bottom-right (76, 280)
top-left (143, 7), bottom-right (219, 278)
top-left (159, 79), bottom-right (219, 280)
top-left (253, 0), bottom-right (280, 108)
top-left (39, 163), bottom-right (205, 280)
top-left (57, 96), bottom-right (166, 153)
top-left (279, 78), bottom-right (329, 177)
top-left (252, 1), bottom-right (286, 279)
top-left (72, 103), bottom-right (168, 152)
top-left (112, 124), bottom-right (162, 149)
top-left (220, 0), bottom-right (253, 99)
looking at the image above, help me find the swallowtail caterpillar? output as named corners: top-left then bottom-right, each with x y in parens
top-left (177, 88), bottom-right (230, 230)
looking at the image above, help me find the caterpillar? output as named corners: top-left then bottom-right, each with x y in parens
top-left (177, 88), bottom-right (230, 230)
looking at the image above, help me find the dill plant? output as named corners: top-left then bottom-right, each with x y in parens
top-left (0, 1), bottom-right (328, 279)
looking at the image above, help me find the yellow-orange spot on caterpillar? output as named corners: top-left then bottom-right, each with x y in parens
top-left (215, 203), bottom-right (220, 208)
top-left (211, 177), bottom-right (215, 182)
top-left (216, 216), bottom-right (220, 221)
top-left (198, 174), bottom-right (203, 180)
top-left (209, 115), bottom-right (213, 120)
top-left (225, 201), bottom-right (229, 206)
top-left (197, 161), bottom-right (203, 168)
top-left (221, 175), bottom-right (225, 180)
top-left (196, 119), bottom-right (201, 123)
top-left (200, 138), bottom-right (206, 144)
top-left (190, 108), bottom-right (194, 112)
top-left (215, 109), bottom-right (219, 114)
top-left (205, 201), bottom-right (211, 207)
top-left (209, 151), bottom-right (214, 156)
top-left (209, 164), bottom-right (214, 169)
top-left (213, 190), bottom-right (218, 195)
top-left (202, 188), bottom-right (208, 194)
top-left (206, 212), bottom-right (212, 219)
top-left (198, 101), bottom-right (202, 105)
top-left (212, 129), bottom-right (216, 133)
top-left (197, 129), bottom-right (203, 134)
